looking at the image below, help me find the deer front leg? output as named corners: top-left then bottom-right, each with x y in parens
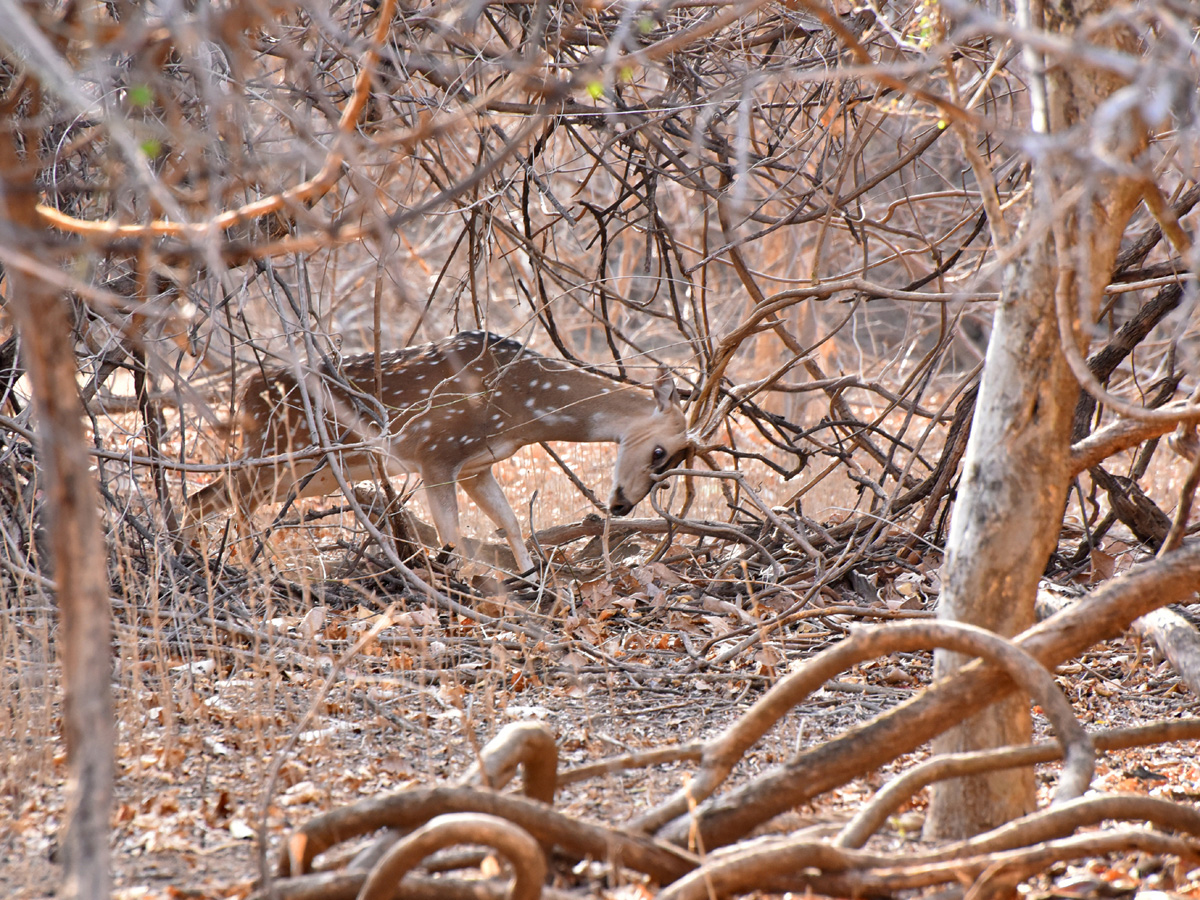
top-left (421, 475), bottom-right (462, 561)
top-left (459, 468), bottom-right (535, 574)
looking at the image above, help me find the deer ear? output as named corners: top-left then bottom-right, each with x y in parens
top-left (653, 366), bottom-right (680, 412)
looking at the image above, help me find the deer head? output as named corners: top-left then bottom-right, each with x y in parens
top-left (607, 371), bottom-right (691, 517)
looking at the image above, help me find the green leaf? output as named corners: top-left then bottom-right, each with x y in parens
top-left (128, 84), bottom-right (154, 108)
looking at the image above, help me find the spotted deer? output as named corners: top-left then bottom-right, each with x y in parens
top-left (184, 331), bottom-right (690, 572)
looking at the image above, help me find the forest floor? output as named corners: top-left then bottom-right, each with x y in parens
top-left (3, 434), bottom-right (1200, 899)
top-left (3, 543), bottom-right (1200, 899)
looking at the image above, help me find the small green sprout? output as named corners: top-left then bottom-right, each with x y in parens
top-left (128, 84), bottom-right (154, 108)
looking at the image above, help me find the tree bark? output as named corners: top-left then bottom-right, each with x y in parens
top-left (925, 0), bottom-right (1147, 839)
top-left (0, 110), bottom-right (114, 895)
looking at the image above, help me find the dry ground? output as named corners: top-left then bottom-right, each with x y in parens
top-left (4, 599), bottom-right (1200, 899)
top-left (3, 420), bottom-right (1200, 899)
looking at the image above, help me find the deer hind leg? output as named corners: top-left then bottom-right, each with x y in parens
top-left (181, 475), bottom-right (229, 545)
top-left (182, 464), bottom-right (271, 544)
top-left (459, 468), bottom-right (534, 574)
top-left (183, 455), bottom-right (312, 542)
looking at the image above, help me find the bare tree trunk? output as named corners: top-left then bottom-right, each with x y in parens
top-left (925, 0), bottom-right (1146, 839)
top-left (0, 116), bottom-right (113, 895)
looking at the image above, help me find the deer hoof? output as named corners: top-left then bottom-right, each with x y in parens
top-left (502, 563), bottom-right (542, 591)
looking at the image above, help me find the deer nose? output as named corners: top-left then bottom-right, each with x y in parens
top-left (609, 488), bottom-right (634, 517)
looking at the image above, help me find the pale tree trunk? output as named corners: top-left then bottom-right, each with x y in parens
top-left (925, 0), bottom-right (1147, 839)
top-left (0, 120), bottom-right (114, 893)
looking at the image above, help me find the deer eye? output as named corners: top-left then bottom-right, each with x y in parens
top-left (652, 446), bottom-right (666, 462)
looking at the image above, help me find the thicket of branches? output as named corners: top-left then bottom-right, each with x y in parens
top-left (3, 0), bottom-right (1200, 897)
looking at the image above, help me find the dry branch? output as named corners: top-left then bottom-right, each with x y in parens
top-left (633, 620), bottom-right (1093, 836)
top-left (357, 814), bottom-right (547, 900)
top-left (462, 721), bottom-right (559, 802)
top-left (836, 719), bottom-right (1200, 849)
top-left (666, 545), bottom-right (1200, 848)
top-left (659, 829), bottom-right (1200, 900)
top-left (1132, 607), bottom-right (1200, 698)
top-left (279, 787), bottom-right (696, 883)
top-left (264, 871), bottom-right (582, 900)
